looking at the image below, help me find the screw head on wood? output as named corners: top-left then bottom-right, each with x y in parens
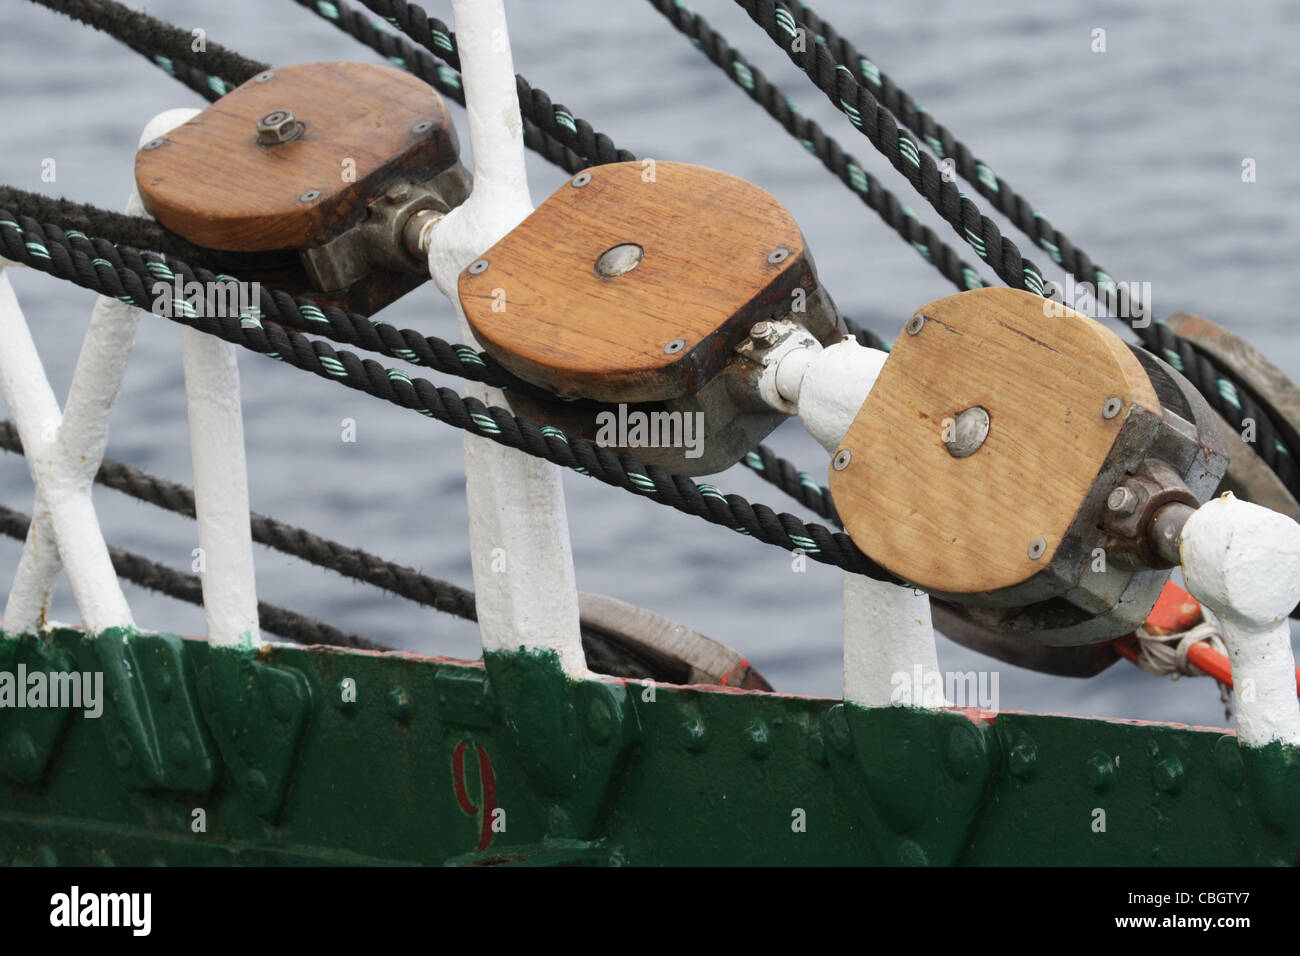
top-left (142, 138), bottom-right (165, 151)
top-left (595, 243), bottom-right (643, 278)
top-left (905, 313), bottom-right (926, 335)
top-left (411, 119), bottom-right (435, 134)
top-left (254, 71), bottom-right (275, 83)
top-left (943, 406), bottom-right (990, 459)
top-left (664, 339), bottom-right (686, 354)
top-left (298, 189), bottom-right (322, 202)
top-left (1028, 537), bottom-right (1047, 560)
top-left (767, 248), bottom-right (789, 264)
top-left (1102, 396), bottom-right (1124, 419)
top-left (571, 172), bottom-right (592, 188)
top-left (467, 259), bottom-right (490, 275)
top-left (832, 449), bottom-right (852, 471)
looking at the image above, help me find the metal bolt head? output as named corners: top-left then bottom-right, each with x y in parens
top-left (411, 119), bottom-right (435, 134)
top-left (142, 137), bottom-right (166, 151)
top-left (299, 189), bottom-right (322, 203)
top-left (943, 406), bottom-right (990, 459)
top-left (254, 71), bottom-right (275, 83)
top-left (467, 258), bottom-right (490, 275)
top-left (749, 320), bottom-right (776, 345)
top-left (571, 172), bottom-right (592, 188)
top-left (767, 247), bottom-right (789, 265)
top-left (595, 242), bottom-right (643, 278)
top-left (257, 109), bottom-right (304, 146)
top-left (1102, 396), bottom-right (1124, 419)
top-left (663, 339), bottom-right (686, 355)
top-left (384, 183), bottom-right (412, 203)
top-left (1028, 537), bottom-right (1047, 560)
top-left (1106, 486), bottom-right (1137, 517)
top-left (832, 448), bottom-right (852, 471)
top-left (905, 313), bottom-right (926, 335)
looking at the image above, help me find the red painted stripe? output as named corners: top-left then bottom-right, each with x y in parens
top-left (451, 740), bottom-right (477, 814)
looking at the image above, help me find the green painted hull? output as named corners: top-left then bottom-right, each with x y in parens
top-left (0, 627), bottom-right (1296, 865)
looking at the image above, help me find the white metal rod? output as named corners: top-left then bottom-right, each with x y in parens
top-left (421, 0), bottom-right (586, 677)
top-left (0, 269), bottom-right (133, 632)
top-left (1179, 492), bottom-right (1300, 747)
top-left (181, 325), bottom-right (261, 648)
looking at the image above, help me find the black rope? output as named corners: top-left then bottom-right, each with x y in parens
top-left (27, 0), bottom-right (266, 95)
top-left (0, 503), bottom-right (387, 651)
top-left (0, 217), bottom-right (892, 581)
top-left (645, 0), bottom-right (992, 296)
top-left (0, 420), bottom-right (478, 621)
top-left (292, 0), bottom-right (589, 174)
top-left (0, 422), bottom-right (699, 678)
top-left (729, 0), bottom-right (1300, 498)
top-left (784, 2), bottom-right (1141, 321)
top-left (346, 0), bottom-right (636, 168)
top-left (0, 187), bottom-right (292, 276)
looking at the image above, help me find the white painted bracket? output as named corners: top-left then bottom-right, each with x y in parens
top-left (421, 0), bottom-right (586, 677)
top-left (1179, 492), bottom-right (1300, 747)
top-left (769, 333), bottom-right (942, 708)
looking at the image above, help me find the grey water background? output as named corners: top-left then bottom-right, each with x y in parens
top-left (1, 0), bottom-right (1297, 728)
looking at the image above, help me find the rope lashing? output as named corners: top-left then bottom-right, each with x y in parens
top-left (645, 0), bottom-right (993, 296)
top-left (0, 503), bottom-right (387, 651)
top-left (1129, 620), bottom-right (1234, 719)
top-left (0, 223), bottom-right (894, 582)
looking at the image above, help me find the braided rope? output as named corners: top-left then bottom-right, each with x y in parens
top-left (0, 218), bottom-right (892, 581)
top-left (0, 503), bottom-right (387, 650)
top-left (29, 0), bottom-right (265, 95)
top-left (730, 0), bottom-right (1300, 497)
top-left (646, 0), bottom-right (992, 296)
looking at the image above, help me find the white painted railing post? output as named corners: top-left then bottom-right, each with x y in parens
top-left (0, 112), bottom-right (202, 635)
top-left (768, 332), bottom-right (943, 708)
top-left (421, 0), bottom-right (586, 677)
top-left (131, 108), bottom-right (266, 650)
top-left (1179, 492), bottom-right (1300, 747)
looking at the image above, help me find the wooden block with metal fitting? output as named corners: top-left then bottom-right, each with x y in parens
top-left (829, 287), bottom-right (1229, 645)
top-left (134, 61), bottom-right (470, 315)
top-left (458, 160), bottom-right (846, 475)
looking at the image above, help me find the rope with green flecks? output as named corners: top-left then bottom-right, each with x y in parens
top-left (0, 216), bottom-right (896, 582)
top-left (645, 0), bottom-right (993, 296)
